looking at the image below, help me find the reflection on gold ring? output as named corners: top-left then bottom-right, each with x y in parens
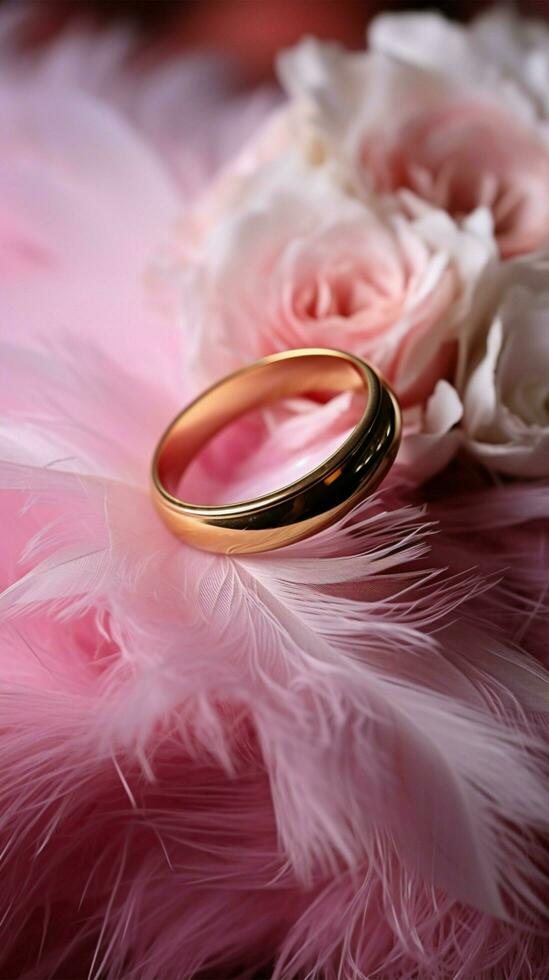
top-left (151, 348), bottom-right (401, 555)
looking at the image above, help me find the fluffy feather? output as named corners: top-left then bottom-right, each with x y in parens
top-left (1, 338), bottom-right (549, 978)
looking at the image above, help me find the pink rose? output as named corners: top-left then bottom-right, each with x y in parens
top-left (186, 170), bottom-right (494, 411)
top-left (278, 12), bottom-right (549, 259)
top-left (360, 99), bottom-right (549, 260)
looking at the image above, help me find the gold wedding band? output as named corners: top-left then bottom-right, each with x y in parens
top-left (151, 348), bottom-right (401, 555)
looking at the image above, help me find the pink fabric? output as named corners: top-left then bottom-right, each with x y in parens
top-left (0, 9), bottom-right (548, 980)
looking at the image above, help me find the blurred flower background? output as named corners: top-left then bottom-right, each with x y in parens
top-left (10, 0), bottom-right (548, 84)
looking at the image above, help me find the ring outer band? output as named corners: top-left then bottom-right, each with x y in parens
top-left (151, 348), bottom-right (401, 555)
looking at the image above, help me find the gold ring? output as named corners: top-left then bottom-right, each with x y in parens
top-left (151, 348), bottom-right (401, 555)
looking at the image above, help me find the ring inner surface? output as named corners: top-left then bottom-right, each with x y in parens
top-left (156, 353), bottom-right (372, 504)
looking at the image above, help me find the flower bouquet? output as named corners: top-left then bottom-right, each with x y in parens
top-left (1, 6), bottom-right (549, 979)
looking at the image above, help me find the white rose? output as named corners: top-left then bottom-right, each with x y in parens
top-left (462, 261), bottom-right (549, 477)
top-left (370, 8), bottom-right (549, 119)
top-left (399, 380), bottom-right (463, 483)
top-left (278, 11), bottom-right (549, 259)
